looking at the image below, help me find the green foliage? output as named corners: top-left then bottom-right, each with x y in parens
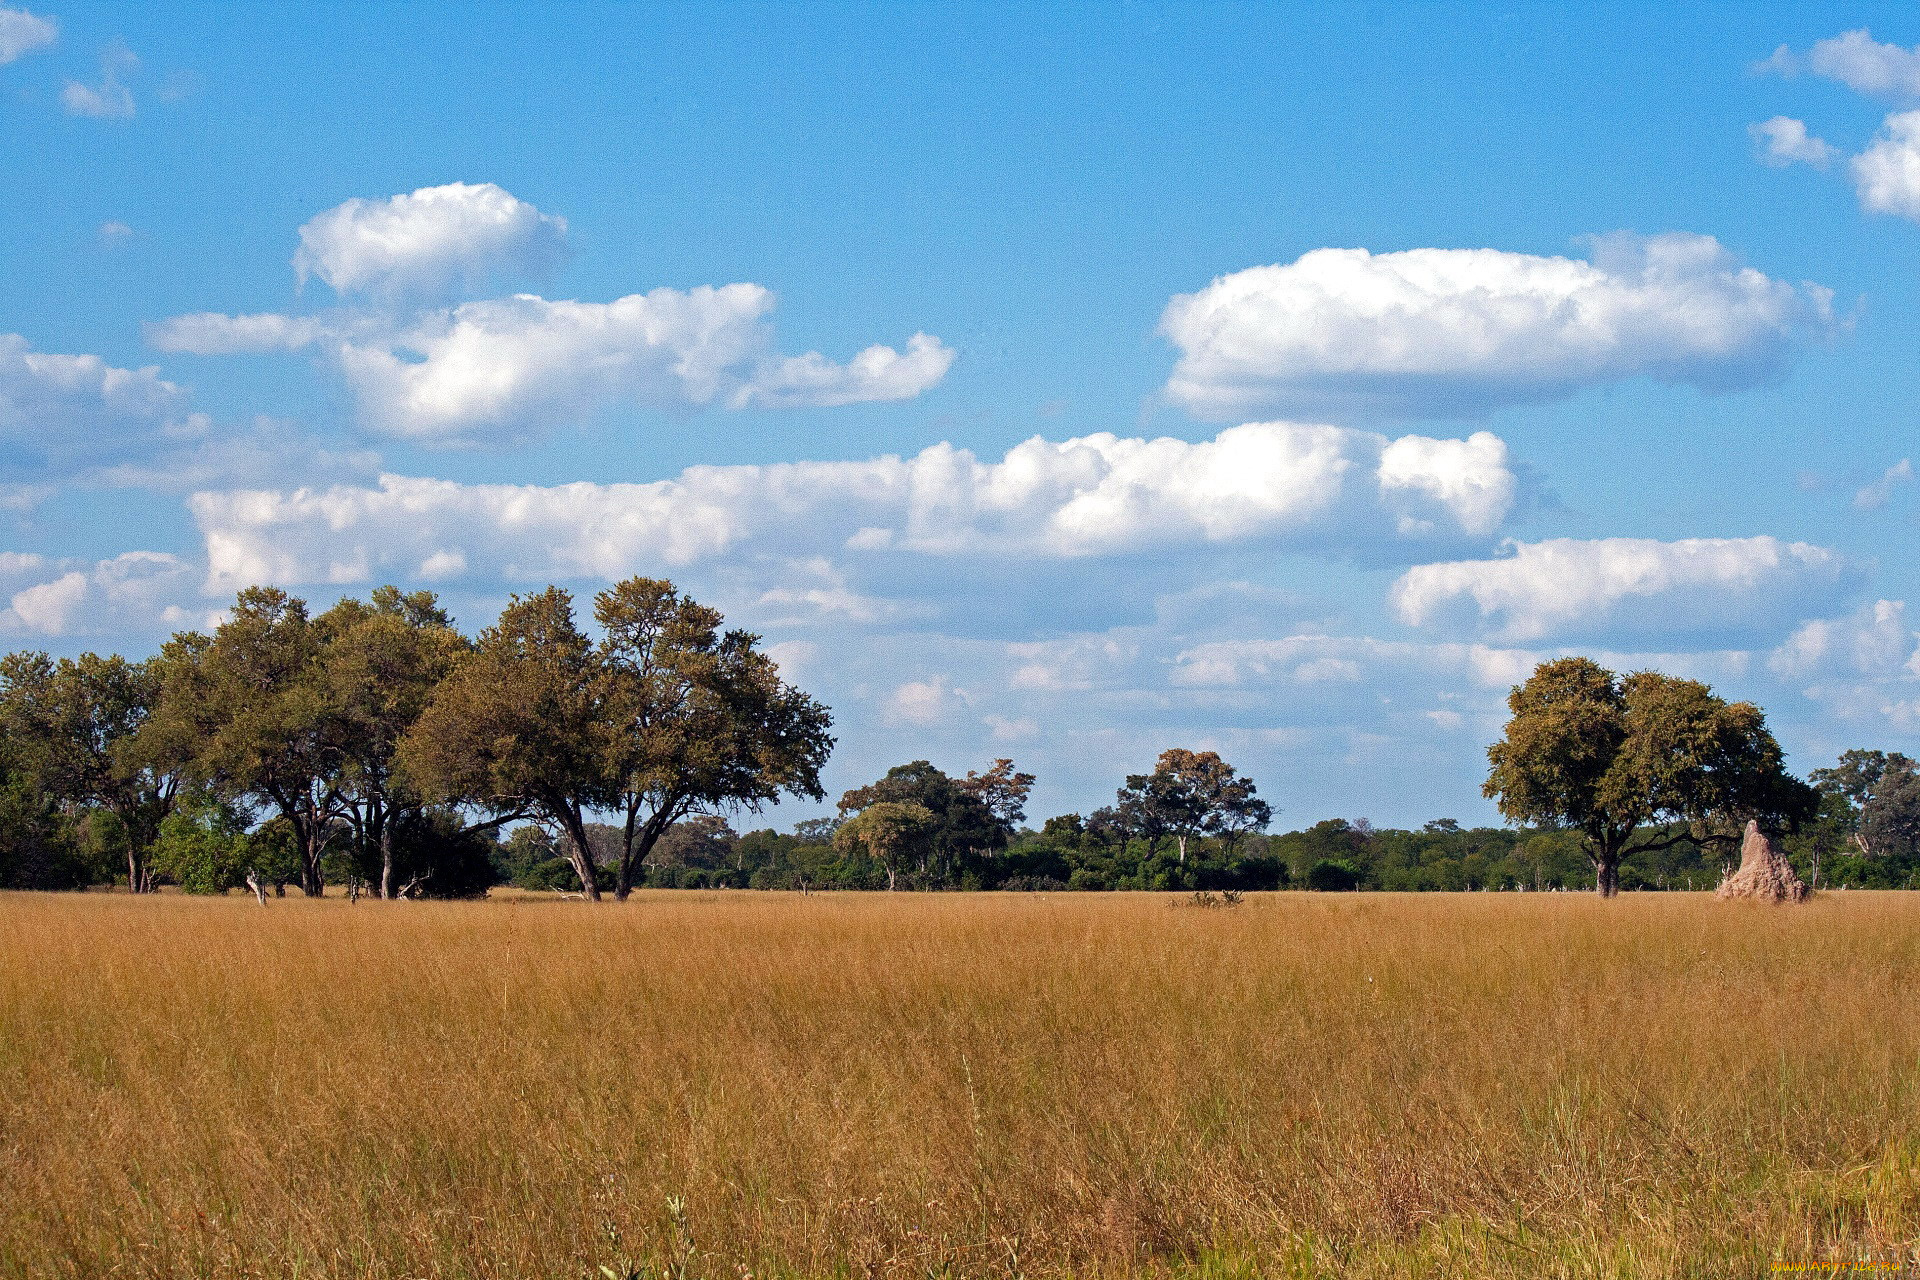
top-left (7, 608), bottom-right (1918, 903)
top-left (834, 800), bottom-right (939, 889)
top-left (1093, 748), bottom-right (1273, 862)
top-left (0, 768), bottom-right (93, 890)
top-left (837, 759), bottom-right (1015, 883)
top-left (246, 818), bottom-right (304, 893)
top-left (594, 577), bottom-right (834, 898)
top-left (402, 578), bottom-right (832, 901)
top-left (150, 794), bottom-right (252, 894)
top-left (1484, 657), bottom-right (1817, 895)
top-left (140, 587), bottom-right (344, 896)
top-left (0, 649), bottom-right (180, 891)
top-left (1305, 859), bottom-right (1362, 891)
top-left (1795, 752), bottom-right (1920, 889)
top-left (402, 585), bottom-right (608, 894)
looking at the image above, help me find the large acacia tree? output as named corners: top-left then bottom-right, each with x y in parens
top-left (594, 578), bottom-right (834, 900)
top-left (1484, 657), bottom-right (1817, 897)
top-left (401, 578), bottom-right (833, 902)
top-left (400, 587), bottom-right (612, 898)
top-left (833, 800), bottom-right (937, 891)
top-left (141, 588), bottom-right (347, 897)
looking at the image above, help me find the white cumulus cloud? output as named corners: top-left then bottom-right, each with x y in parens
top-left (1159, 233), bottom-right (1836, 422)
top-left (1751, 116), bottom-right (1838, 168)
top-left (148, 312), bottom-right (328, 355)
top-left (329, 287), bottom-right (952, 439)
top-left (0, 551), bottom-right (197, 637)
top-left (740, 332), bottom-right (958, 409)
top-left (153, 184), bottom-right (956, 441)
top-left (294, 181), bottom-right (568, 296)
top-left (1761, 30), bottom-right (1920, 99)
top-left (1854, 458), bottom-right (1913, 510)
top-left (1390, 536), bottom-right (1853, 645)
top-left (185, 422), bottom-right (1517, 592)
top-left (1851, 110), bottom-right (1920, 218)
top-left (1170, 633), bottom-right (1536, 692)
top-left (1770, 599), bottom-right (1920, 680)
top-left (154, 291), bottom-right (954, 443)
top-left (884, 676), bottom-right (962, 727)
top-left (0, 7), bottom-right (55, 63)
top-left (0, 333), bottom-right (205, 475)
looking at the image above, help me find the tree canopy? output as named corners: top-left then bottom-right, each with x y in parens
top-left (140, 588), bottom-right (343, 897)
top-left (1093, 748), bottom-right (1273, 863)
top-left (0, 650), bottom-right (180, 893)
top-left (401, 578), bottom-right (833, 901)
top-left (1484, 657), bottom-right (1817, 896)
top-left (836, 758), bottom-right (1032, 887)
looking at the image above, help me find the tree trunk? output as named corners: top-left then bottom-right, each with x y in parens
top-left (614, 809), bottom-right (637, 903)
top-left (245, 870), bottom-right (268, 905)
top-left (378, 810), bottom-right (395, 901)
top-left (1176, 834), bottom-right (1187, 864)
top-left (297, 814), bottom-right (326, 897)
top-left (121, 805), bottom-right (157, 893)
top-left (887, 866), bottom-right (897, 891)
top-left (1595, 858), bottom-right (1620, 898)
top-left (560, 812), bottom-right (601, 902)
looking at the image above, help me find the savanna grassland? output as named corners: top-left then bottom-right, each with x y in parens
top-left (2, 890), bottom-right (1917, 1280)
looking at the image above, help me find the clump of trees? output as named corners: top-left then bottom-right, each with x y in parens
top-left (0, 577), bottom-right (833, 899)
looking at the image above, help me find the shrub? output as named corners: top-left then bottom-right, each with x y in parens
top-left (1306, 859), bottom-right (1363, 892)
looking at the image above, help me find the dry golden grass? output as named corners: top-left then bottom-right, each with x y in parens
top-left (2, 889), bottom-right (1918, 1279)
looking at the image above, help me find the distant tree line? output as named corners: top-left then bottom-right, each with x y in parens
top-left (4, 594), bottom-right (1919, 897)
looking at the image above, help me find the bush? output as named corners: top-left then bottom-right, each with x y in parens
top-left (1305, 859), bottom-right (1363, 892)
top-left (517, 856), bottom-right (610, 893)
top-left (999, 875), bottom-right (1067, 891)
top-left (389, 810), bottom-right (499, 898)
top-left (150, 795), bottom-right (251, 894)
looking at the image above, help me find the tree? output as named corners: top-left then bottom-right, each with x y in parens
top-left (401, 587), bottom-right (614, 899)
top-left (1811, 749), bottom-right (1920, 860)
top-left (319, 587), bottom-right (473, 899)
top-left (833, 801), bottom-right (937, 891)
top-left (956, 759), bottom-right (1037, 829)
top-left (0, 651), bottom-right (181, 892)
top-left (838, 759), bottom-right (1020, 885)
top-left (141, 589), bottom-right (347, 897)
top-left (650, 815), bottom-right (740, 872)
top-left (401, 578), bottom-right (832, 902)
top-left (793, 816), bottom-right (841, 844)
top-left (1110, 749), bottom-right (1274, 862)
top-left (592, 578), bottom-right (833, 900)
top-left (381, 808), bottom-right (502, 898)
top-left (0, 743), bottom-right (92, 890)
top-left (1483, 657), bottom-right (1817, 897)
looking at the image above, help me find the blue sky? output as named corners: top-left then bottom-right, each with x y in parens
top-left (6, 2), bottom-right (1920, 828)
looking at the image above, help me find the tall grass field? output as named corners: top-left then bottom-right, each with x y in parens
top-left (2, 890), bottom-right (1917, 1278)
